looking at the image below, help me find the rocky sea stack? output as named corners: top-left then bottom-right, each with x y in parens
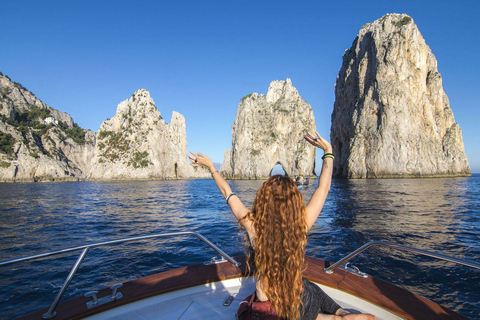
top-left (89, 89), bottom-right (208, 180)
top-left (331, 14), bottom-right (470, 178)
top-left (221, 79), bottom-right (316, 179)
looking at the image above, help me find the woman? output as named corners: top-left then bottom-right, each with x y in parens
top-left (189, 132), bottom-right (375, 320)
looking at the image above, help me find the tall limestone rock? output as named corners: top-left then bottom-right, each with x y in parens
top-left (331, 14), bottom-right (470, 178)
top-left (88, 89), bottom-right (208, 180)
top-left (221, 79), bottom-right (316, 179)
top-left (0, 73), bottom-right (95, 182)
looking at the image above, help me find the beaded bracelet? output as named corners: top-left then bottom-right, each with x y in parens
top-left (211, 170), bottom-right (219, 177)
top-left (322, 153), bottom-right (335, 160)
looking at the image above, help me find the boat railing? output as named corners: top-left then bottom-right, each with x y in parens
top-left (0, 231), bottom-right (240, 319)
top-left (324, 240), bottom-right (480, 277)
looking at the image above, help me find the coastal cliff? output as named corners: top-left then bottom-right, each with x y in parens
top-left (0, 73), bottom-right (95, 182)
top-left (331, 14), bottom-right (471, 178)
top-left (221, 79), bottom-right (316, 179)
top-left (0, 74), bottom-right (207, 182)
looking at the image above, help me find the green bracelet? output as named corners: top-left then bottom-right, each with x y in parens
top-left (322, 153), bottom-right (335, 160)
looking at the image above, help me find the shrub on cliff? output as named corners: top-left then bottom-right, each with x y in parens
top-left (0, 132), bottom-right (16, 155)
top-left (58, 122), bottom-right (86, 144)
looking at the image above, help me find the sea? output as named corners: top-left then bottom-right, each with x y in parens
top-left (0, 175), bottom-right (479, 319)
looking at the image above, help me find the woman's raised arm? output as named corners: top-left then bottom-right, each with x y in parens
top-left (303, 133), bottom-right (334, 230)
top-left (188, 152), bottom-right (251, 230)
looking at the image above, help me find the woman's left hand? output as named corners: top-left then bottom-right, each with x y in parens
top-left (304, 132), bottom-right (332, 153)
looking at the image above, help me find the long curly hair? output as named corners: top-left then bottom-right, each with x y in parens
top-left (240, 175), bottom-right (308, 319)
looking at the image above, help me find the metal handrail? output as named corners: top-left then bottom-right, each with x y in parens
top-left (0, 231), bottom-right (240, 319)
top-left (324, 240), bottom-right (480, 274)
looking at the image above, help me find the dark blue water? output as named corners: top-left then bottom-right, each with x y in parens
top-left (0, 176), bottom-right (479, 319)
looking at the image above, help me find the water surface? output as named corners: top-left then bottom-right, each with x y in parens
top-left (0, 176), bottom-right (479, 319)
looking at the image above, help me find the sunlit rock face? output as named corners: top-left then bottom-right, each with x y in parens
top-left (0, 73), bottom-right (95, 182)
top-left (221, 79), bottom-right (316, 179)
top-left (88, 89), bottom-right (209, 180)
top-left (0, 74), bottom-right (208, 182)
top-left (331, 14), bottom-right (470, 178)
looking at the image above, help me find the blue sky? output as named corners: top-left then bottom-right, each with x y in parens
top-left (1, 0), bottom-right (479, 172)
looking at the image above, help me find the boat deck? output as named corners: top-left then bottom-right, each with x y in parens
top-left (85, 277), bottom-right (402, 320)
top-left (19, 256), bottom-right (467, 320)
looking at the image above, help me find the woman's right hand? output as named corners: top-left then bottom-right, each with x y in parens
top-left (304, 132), bottom-right (332, 153)
top-left (188, 152), bottom-right (214, 171)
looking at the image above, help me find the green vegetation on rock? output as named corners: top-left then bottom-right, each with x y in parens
top-left (0, 104), bottom-right (87, 144)
top-left (1, 87), bottom-right (12, 97)
top-left (0, 161), bottom-right (10, 168)
top-left (58, 122), bottom-right (87, 145)
top-left (0, 132), bottom-right (16, 155)
top-left (241, 93), bottom-right (255, 102)
top-left (392, 16), bottom-right (412, 27)
top-left (97, 130), bottom-right (130, 162)
top-left (0, 105), bottom-right (50, 129)
top-left (129, 151), bottom-right (150, 168)
top-left (251, 149), bottom-right (261, 156)
top-left (34, 123), bottom-right (54, 137)
top-left (29, 152), bottom-right (39, 159)
top-left (98, 129), bottom-right (152, 168)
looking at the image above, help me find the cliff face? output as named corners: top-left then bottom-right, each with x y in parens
top-left (0, 74), bottom-right (207, 182)
top-left (331, 14), bottom-right (470, 178)
top-left (0, 74), bottom-right (95, 182)
top-left (88, 89), bottom-right (208, 180)
top-left (221, 79), bottom-right (316, 179)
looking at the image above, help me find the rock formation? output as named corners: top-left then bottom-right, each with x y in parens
top-left (0, 73), bottom-right (95, 182)
top-left (0, 73), bottom-right (208, 182)
top-left (88, 89), bottom-right (209, 180)
top-left (331, 14), bottom-right (470, 178)
top-left (221, 79), bottom-right (316, 179)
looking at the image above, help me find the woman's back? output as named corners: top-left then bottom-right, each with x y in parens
top-left (242, 175), bottom-right (308, 319)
